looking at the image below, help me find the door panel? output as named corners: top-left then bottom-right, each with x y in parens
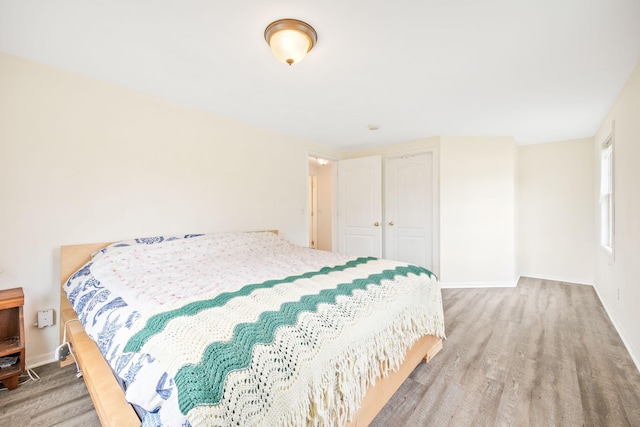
top-left (397, 236), bottom-right (427, 268)
top-left (385, 153), bottom-right (434, 269)
top-left (337, 156), bottom-right (382, 257)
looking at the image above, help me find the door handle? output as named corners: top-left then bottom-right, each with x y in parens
top-left (388, 221), bottom-right (395, 226)
top-left (374, 222), bottom-right (380, 227)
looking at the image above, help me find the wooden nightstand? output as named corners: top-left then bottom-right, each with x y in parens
top-left (0, 287), bottom-right (25, 390)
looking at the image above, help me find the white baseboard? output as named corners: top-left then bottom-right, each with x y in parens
top-left (27, 352), bottom-right (56, 369)
top-left (518, 272), bottom-right (592, 286)
top-left (592, 282), bottom-right (640, 374)
top-left (440, 280), bottom-right (518, 289)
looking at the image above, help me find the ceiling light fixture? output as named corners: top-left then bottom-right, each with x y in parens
top-left (264, 19), bottom-right (317, 66)
top-left (316, 157), bottom-right (329, 166)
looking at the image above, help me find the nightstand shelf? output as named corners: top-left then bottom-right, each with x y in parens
top-left (0, 336), bottom-right (22, 353)
top-left (0, 287), bottom-right (25, 390)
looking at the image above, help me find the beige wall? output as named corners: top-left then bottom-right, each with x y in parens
top-left (439, 136), bottom-right (518, 285)
top-left (593, 60), bottom-right (640, 368)
top-left (518, 138), bottom-right (595, 284)
top-left (0, 52), bottom-right (339, 366)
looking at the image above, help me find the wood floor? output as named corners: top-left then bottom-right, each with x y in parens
top-left (0, 362), bottom-right (99, 426)
top-left (371, 277), bottom-right (640, 426)
top-left (1, 277), bottom-right (639, 426)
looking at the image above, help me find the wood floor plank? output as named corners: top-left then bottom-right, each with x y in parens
top-left (493, 348), bottom-right (536, 427)
top-left (451, 377), bottom-right (504, 426)
top-left (30, 394), bottom-right (97, 426)
top-left (404, 378), bottom-right (465, 426)
top-left (483, 320), bottom-right (520, 382)
top-left (51, 409), bottom-right (102, 427)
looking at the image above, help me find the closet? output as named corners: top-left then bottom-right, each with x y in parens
top-left (337, 152), bottom-right (437, 272)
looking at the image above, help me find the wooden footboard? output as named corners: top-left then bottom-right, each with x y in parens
top-left (60, 240), bottom-right (442, 427)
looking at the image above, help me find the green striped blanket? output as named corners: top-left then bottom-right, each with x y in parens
top-left (124, 256), bottom-right (444, 426)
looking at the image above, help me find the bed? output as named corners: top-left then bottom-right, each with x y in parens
top-left (59, 231), bottom-right (444, 426)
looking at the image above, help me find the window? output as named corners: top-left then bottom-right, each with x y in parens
top-left (600, 134), bottom-right (614, 253)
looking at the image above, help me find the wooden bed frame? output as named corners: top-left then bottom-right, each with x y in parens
top-left (60, 239), bottom-right (442, 427)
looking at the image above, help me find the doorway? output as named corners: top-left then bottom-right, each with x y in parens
top-left (308, 156), bottom-right (334, 251)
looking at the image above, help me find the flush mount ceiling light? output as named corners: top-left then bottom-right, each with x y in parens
top-left (316, 157), bottom-right (329, 166)
top-left (264, 19), bottom-right (317, 66)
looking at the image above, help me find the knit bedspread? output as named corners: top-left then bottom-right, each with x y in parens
top-left (64, 232), bottom-right (445, 426)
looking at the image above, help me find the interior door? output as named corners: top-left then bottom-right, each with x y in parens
top-left (384, 152), bottom-right (434, 269)
top-left (308, 175), bottom-right (318, 248)
top-left (337, 155), bottom-right (382, 257)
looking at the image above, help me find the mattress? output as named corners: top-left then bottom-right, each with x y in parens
top-left (64, 231), bottom-right (445, 426)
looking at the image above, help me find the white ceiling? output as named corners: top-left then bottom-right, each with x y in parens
top-left (1, 0), bottom-right (639, 150)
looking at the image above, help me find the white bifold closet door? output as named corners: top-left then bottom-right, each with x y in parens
top-left (337, 155), bottom-right (383, 257)
top-left (384, 152), bottom-right (434, 270)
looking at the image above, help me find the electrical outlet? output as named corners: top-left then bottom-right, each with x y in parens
top-left (37, 309), bottom-right (55, 328)
top-left (617, 288), bottom-right (621, 301)
top-left (55, 342), bottom-right (70, 361)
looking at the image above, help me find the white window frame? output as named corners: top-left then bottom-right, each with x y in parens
top-left (600, 132), bottom-right (614, 255)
